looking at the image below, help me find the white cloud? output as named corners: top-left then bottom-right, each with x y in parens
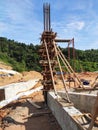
top-left (0, 0), bottom-right (98, 50)
top-left (0, 22), bottom-right (8, 34)
top-left (66, 21), bottom-right (85, 30)
top-left (52, 20), bottom-right (85, 40)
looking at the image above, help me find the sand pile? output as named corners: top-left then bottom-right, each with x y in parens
top-left (0, 62), bottom-right (12, 70)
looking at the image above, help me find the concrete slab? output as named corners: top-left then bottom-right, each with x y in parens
top-left (0, 86), bottom-right (43, 109)
top-left (0, 68), bottom-right (20, 75)
top-left (0, 79), bottom-right (39, 100)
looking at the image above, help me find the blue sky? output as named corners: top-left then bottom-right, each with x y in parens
top-left (0, 0), bottom-right (98, 50)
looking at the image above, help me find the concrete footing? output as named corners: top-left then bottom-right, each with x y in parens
top-left (0, 79), bottom-right (39, 101)
top-left (58, 91), bottom-right (97, 113)
top-left (47, 91), bottom-right (85, 130)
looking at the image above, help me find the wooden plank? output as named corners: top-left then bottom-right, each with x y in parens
top-left (55, 39), bottom-right (70, 43)
top-left (26, 111), bottom-right (51, 118)
top-left (74, 87), bottom-right (98, 92)
top-left (27, 99), bottom-right (41, 109)
top-left (57, 46), bottom-right (84, 88)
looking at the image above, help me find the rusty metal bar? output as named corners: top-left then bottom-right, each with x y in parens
top-left (72, 38), bottom-right (75, 61)
top-left (49, 4), bottom-right (51, 31)
top-left (43, 3), bottom-right (51, 31)
top-left (72, 38), bottom-right (76, 70)
top-left (68, 42), bottom-right (70, 61)
top-left (55, 39), bottom-right (70, 43)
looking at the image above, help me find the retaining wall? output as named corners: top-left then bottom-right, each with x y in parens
top-left (58, 91), bottom-right (97, 113)
top-left (47, 91), bottom-right (85, 130)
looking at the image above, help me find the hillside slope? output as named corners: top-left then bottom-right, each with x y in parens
top-left (0, 37), bottom-right (98, 72)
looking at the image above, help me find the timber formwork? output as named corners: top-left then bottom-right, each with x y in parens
top-left (39, 31), bottom-right (57, 91)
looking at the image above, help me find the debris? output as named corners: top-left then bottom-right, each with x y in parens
top-left (25, 111), bottom-right (51, 118)
top-left (80, 79), bottom-right (90, 85)
top-left (91, 76), bottom-right (98, 88)
top-left (0, 86), bottom-right (43, 109)
top-left (2, 116), bottom-right (17, 124)
top-left (27, 99), bottom-right (41, 109)
top-left (0, 68), bottom-right (20, 75)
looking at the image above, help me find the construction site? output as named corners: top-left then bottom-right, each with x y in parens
top-left (0, 3), bottom-right (98, 130)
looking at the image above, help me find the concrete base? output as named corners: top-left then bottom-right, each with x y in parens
top-left (58, 91), bottom-right (97, 113)
top-left (0, 79), bottom-right (39, 100)
top-left (47, 91), bottom-right (85, 130)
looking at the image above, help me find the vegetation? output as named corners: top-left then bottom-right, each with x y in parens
top-left (0, 37), bottom-right (98, 72)
top-left (0, 37), bottom-right (41, 72)
top-left (62, 48), bottom-right (98, 72)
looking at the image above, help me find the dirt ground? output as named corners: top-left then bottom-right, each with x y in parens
top-left (0, 92), bottom-right (62, 130)
top-left (0, 63), bottom-right (62, 130)
top-left (0, 63), bottom-right (98, 130)
top-left (0, 62), bottom-right (98, 88)
top-left (0, 71), bottom-right (42, 86)
top-left (0, 62), bottom-right (12, 70)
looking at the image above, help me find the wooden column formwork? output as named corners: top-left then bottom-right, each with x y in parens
top-left (39, 31), bottom-right (57, 103)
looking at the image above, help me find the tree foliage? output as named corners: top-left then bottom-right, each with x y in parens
top-left (62, 48), bottom-right (98, 72)
top-left (0, 37), bottom-right (41, 72)
top-left (0, 37), bottom-right (98, 72)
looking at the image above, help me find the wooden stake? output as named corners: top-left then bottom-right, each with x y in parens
top-left (58, 53), bottom-right (80, 88)
top-left (57, 46), bottom-right (84, 88)
top-left (53, 41), bottom-right (71, 103)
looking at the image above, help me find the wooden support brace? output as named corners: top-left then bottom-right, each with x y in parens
top-left (57, 46), bottom-right (84, 88)
top-left (53, 41), bottom-right (71, 103)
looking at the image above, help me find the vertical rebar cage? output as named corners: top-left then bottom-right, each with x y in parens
top-left (43, 3), bottom-right (51, 32)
